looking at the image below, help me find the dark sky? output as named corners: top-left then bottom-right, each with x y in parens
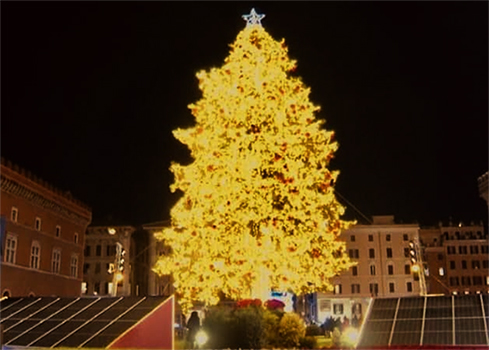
top-left (2, 2), bottom-right (488, 227)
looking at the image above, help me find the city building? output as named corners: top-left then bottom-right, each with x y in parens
top-left (82, 225), bottom-right (135, 296)
top-left (0, 158), bottom-right (92, 297)
top-left (420, 221), bottom-right (488, 295)
top-left (314, 215), bottom-right (422, 324)
top-left (141, 220), bottom-right (174, 297)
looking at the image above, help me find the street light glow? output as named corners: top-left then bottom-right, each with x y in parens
top-left (195, 330), bottom-right (208, 347)
top-left (114, 272), bottom-right (124, 282)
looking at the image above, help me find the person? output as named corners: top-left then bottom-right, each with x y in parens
top-left (186, 311), bottom-right (201, 349)
top-left (342, 315), bottom-right (350, 331)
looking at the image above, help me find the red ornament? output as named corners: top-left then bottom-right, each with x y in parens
top-left (265, 299), bottom-right (285, 310)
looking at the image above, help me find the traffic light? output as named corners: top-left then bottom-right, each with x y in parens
top-left (115, 242), bottom-right (125, 272)
top-left (118, 248), bottom-right (125, 272)
top-left (409, 241), bottom-right (417, 264)
top-left (409, 241), bottom-right (420, 281)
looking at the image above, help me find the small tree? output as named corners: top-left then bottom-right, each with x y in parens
top-left (278, 313), bottom-right (306, 348)
top-left (262, 310), bottom-right (281, 348)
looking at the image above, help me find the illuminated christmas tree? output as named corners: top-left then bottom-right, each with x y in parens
top-left (154, 9), bottom-right (354, 313)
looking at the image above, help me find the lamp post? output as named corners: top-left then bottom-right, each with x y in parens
top-left (110, 242), bottom-right (124, 297)
top-left (409, 239), bottom-right (427, 296)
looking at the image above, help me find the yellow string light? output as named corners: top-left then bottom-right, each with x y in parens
top-left (153, 13), bottom-right (355, 314)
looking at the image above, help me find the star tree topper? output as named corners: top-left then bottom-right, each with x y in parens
top-left (242, 8), bottom-right (265, 27)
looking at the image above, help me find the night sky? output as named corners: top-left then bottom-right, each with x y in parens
top-left (2, 2), bottom-right (488, 227)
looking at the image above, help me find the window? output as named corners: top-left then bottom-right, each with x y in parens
top-left (352, 266), bottom-right (358, 276)
top-left (352, 303), bottom-right (362, 315)
top-left (334, 284), bottom-right (342, 295)
top-left (35, 217), bottom-right (42, 231)
top-left (55, 226), bottom-right (61, 237)
top-left (94, 282), bottom-right (100, 294)
top-left (406, 282), bottom-right (413, 292)
top-left (403, 234), bottom-right (409, 241)
top-left (368, 235), bottom-right (373, 242)
top-left (74, 233), bottom-right (79, 244)
top-left (470, 246), bottom-right (479, 254)
top-left (349, 249), bottom-right (359, 259)
top-left (473, 276), bottom-right (483, 286)
top-left (472, 260), bottom-right (480, 269)
top-left (405, 265), bottom-right (411, 275)
top-left (104, 282), bottom-right (109, 295)
top-left (84, 245), bottom-right (91, 257)
top-left (369, 283), bottom-right (379, 296)
top-left (369, 249), bottom-right (375, 259)
top-left (82, 282), bottom-right (88, 294)
top-left (351, 284), bottom-right (361, 294)
top-left (449, 261), bottom-right (456, 269)
top-left (95, 262), bottom-right (101, 274)
top-left (447, 246), bottom-right (456, 255)
top-left (404, 248), bottom-right (410, 258)
top-left (389, 283), bottom-right (395, 293)
top-left (109, 245), bottom-right (117, 256)
top-left (461, 276), bottom-right (471, 286)
top-left (386, 234), bottom-right (391, 242)
top-left (11, 207), bottom-right (18, 222)
top-left (370, 265), bottom-right (376, 276)
top-left (449, 277), bottom-right (460, 286)
top-left (483, 260), bottom-right (489, 269)
top-left (70, 255), bottom-right (78, 277)
top-left (439, 267), bottom-right (445, 276)
top-left (350, 235), bottom-right (355, 242)
top-left (333, 304), bottom-right (344, 315)
top-left (462, 260), bottom-right (467, 269)
top-left (30, 241), bottom-right (41, 269)
top-left (388, 265), bottom-right (394, 275)
top-left (96, 245), bottom-right (101, 257)
top-left (52, 249), bottom-right (61, 273)
top-left (386, 248), bottom-right (392, 258)
top-left (459, 246), bottom-right (467, 254)
top-left (83, 263), bottom-right (90, 274)
top-left (481, 246), bottom-right (489, 254)
top-left (5, 234), bottom-right (17, 264)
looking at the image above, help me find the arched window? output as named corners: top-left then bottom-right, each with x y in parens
top-left (30, 241), bottom-right (41, 269)
top-left (2, 290), bottom-right (11, 298)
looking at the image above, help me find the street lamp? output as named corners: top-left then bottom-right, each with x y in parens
top-left (111, 242), bottom-right (125, 297)
top-left (409, 240), bottom-right (427, 295)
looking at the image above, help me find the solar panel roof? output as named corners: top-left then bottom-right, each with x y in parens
top-left (0, 296), bottom-right (168, 348)
top-left (357, 294), bottom-right (489, 347)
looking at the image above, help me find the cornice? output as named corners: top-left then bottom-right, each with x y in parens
top-left (1, 175), bottom-right (91, 226)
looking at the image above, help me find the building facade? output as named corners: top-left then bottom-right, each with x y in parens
top-left (420, 221), bottom-right (488, 295)
top-left (82, 226), bottom-right (135, 296)
top-left (141, 221), bottom-right (173, 297)
top-left (314, 216), bottom-right (422, 324)
top-left (0, 158), bottom-right (92, 297)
